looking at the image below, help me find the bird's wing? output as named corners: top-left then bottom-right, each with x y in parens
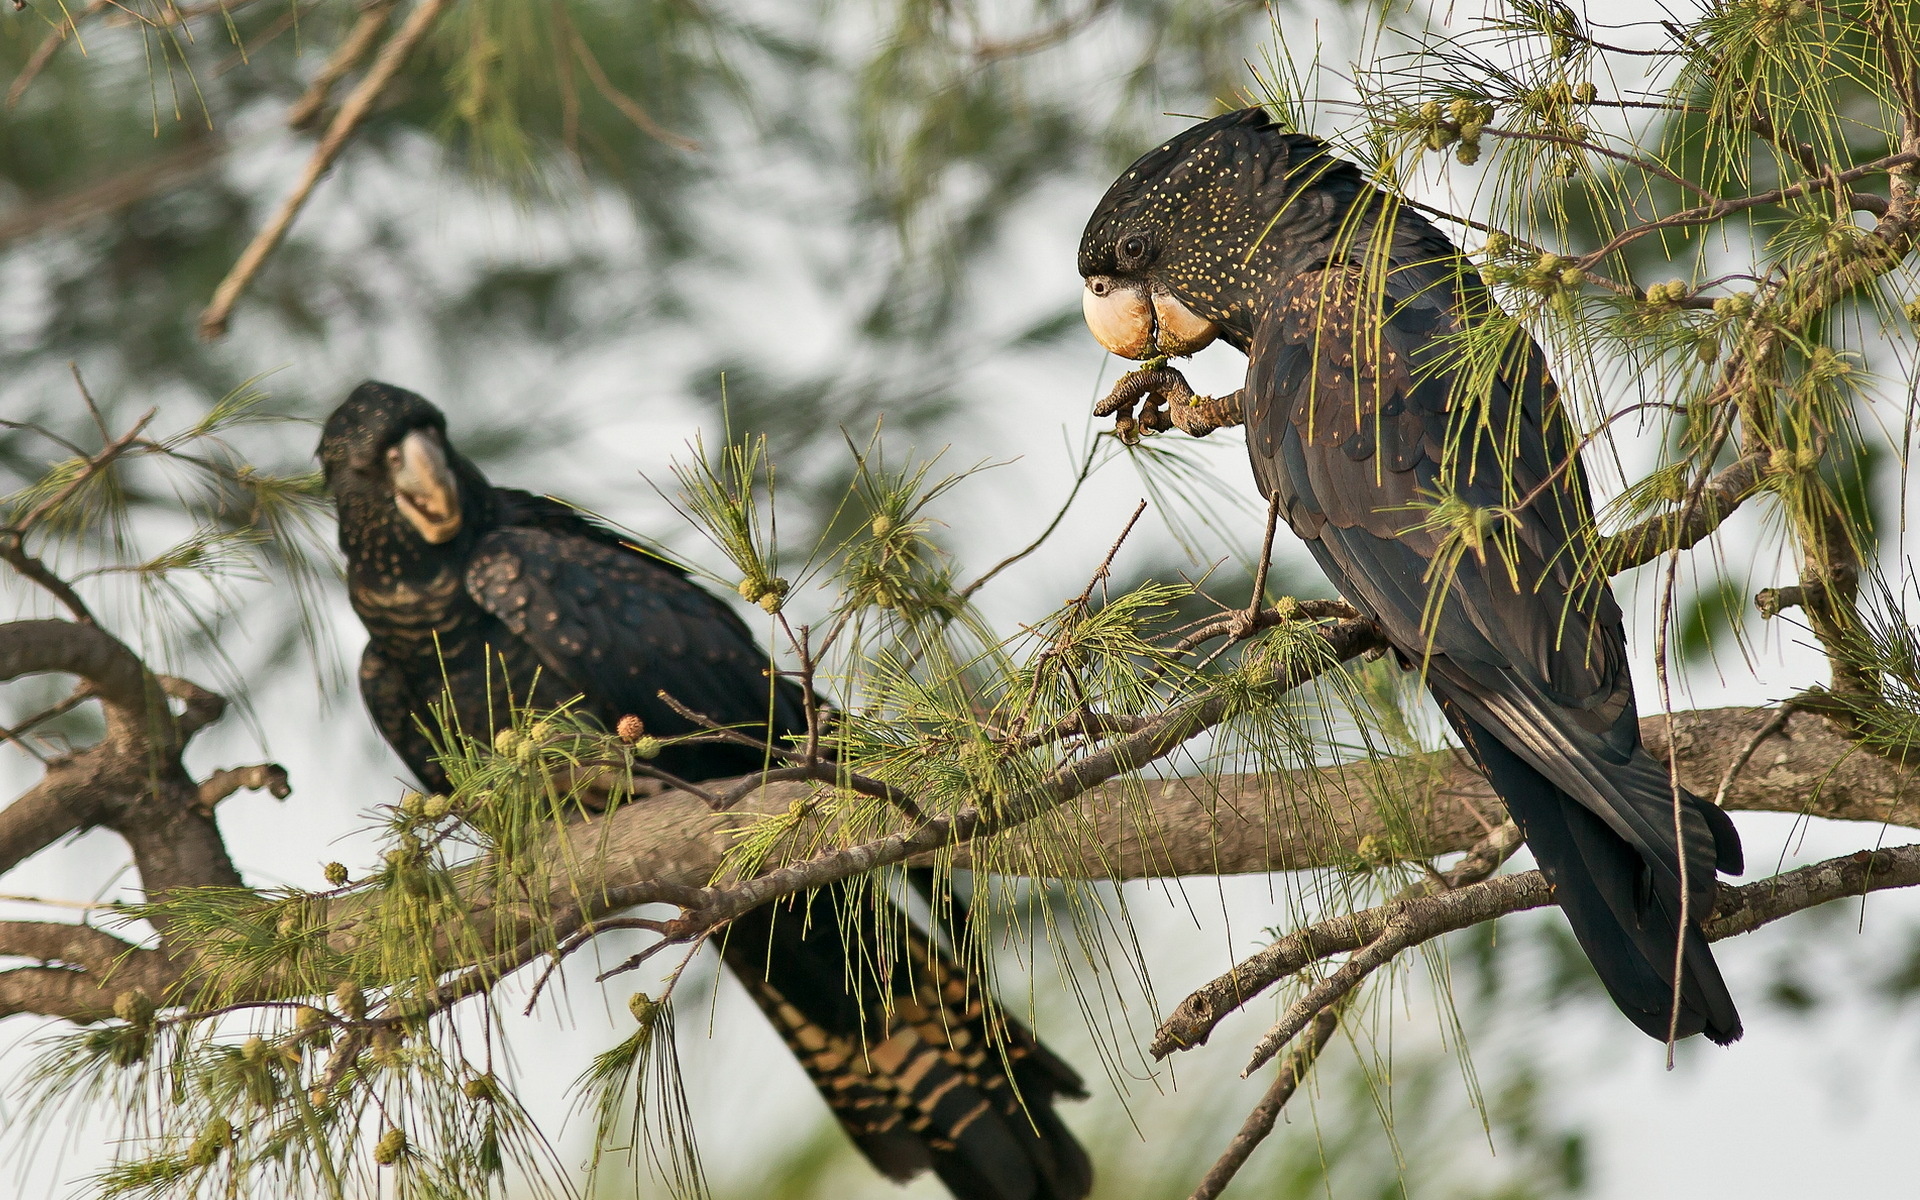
top-left (463, 523), bottom-right (802, 748)
top-left (1248, 263), bottom-right (1615, 704)
top-left (359, 644), bottom-right (448, 792)
top-left (1244, 261), bottom-right (1732, 893)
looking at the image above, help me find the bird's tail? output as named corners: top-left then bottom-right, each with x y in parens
top-left (1451, 708), bottom-right (1743, 1045)
top-left (723, 883), bottom-right (1091, 1200)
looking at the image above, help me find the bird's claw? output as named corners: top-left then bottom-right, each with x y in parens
top-left (1094, 364), bottom-right (1244, 443)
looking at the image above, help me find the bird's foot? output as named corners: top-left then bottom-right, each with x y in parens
top-left (1094, 364), bottom-right (1244, 444)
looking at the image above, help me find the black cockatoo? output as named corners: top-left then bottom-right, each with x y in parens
top-left (1077, 108), bottom-right (1744, 1045)
top-left (320, 382), bottom-right (1091, 1199)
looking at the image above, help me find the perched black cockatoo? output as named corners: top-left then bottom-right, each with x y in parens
top-left (1077, 108), bottom-right (1745, 1045)
top-left (320, 382), bottom-right (1091, 1199)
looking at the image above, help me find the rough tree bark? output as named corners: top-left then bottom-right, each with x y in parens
top-left (2, 623), bottom-right (1912, 1021)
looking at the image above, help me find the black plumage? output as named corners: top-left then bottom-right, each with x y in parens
top-left (1078, 108), bottom-right (1745, 1044)
top-left (320, 382), bottom-right (1091, 1199)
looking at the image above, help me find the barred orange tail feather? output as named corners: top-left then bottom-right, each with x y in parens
top-left (724, 886), bottom-right (1091, 1200)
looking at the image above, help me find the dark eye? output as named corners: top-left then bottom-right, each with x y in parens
top-left (1120, 235), bottom-right (1149, 262)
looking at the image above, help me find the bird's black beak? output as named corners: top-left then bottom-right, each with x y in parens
top-left (1082, 276), bottom-right (1219, 359)
top-left (388, 430), bottom-right (463, 545)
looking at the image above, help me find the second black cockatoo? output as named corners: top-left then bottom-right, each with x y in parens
top-left (320, 382), bottom-right (1090, 1200)
top-left (1077, 108), bottom-right (1745, 1045)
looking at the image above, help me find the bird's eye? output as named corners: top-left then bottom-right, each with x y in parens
top-left (1119, 235), bottom-right (1149, 262)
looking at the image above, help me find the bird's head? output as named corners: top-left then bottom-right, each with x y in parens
top-left (1078, 107), bottom-right (1357, 357)
top-left (319, 382), bottom-right (474, 548)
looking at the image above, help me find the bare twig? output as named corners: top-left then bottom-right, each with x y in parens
top-left (1153, 841), bottom-right (1920, 1060)
top-left (1481, 124), bottom-right (1718, 202)
top-left (1169, 598), bottom-right (1360, 657)
top-left (565, 24), bottom-right (699, 153)
top-left (1651, 402), bottom-right (1742, 1059)
top-left (654, 690), bottom-right (798, 762)
top-left (2, 405), bottom-right (157, 623)
top-left (521, 915), bottom-right (673, 1016)
top-left (777, 620), bottom-right (824, 767)
top-left (999, 710), bottom-right (1149, 755)
top-left (1241, 912), bottom-right (1419, 1074)
top-left (1070, 500), bottom-right (1148, 611)
top-left (969, 0), bottom-right (1114, 61)
top-left (627, 763), bottom-right (727, 812)
top-left (5, 0), bottom-right (110, 109)
top-left (1244, 493), bottom-right (1282, 625)
top-left (1187, 1004), bottom-right (1343, 1200)
top-left (594, 923), bottom-right (722, 984)
top-left (1575, 148), bottom-right (1920, 268)
top-left (195, 764), bottom-right (291, 812)
top-left (957, 444), bottom-right (1099, 602)
top-left (0, 685), bottom-right (92, 757)
top-left (199, 0), bottom-right (458, 339)
top-left (1231, 815), bottom-right (1521, 1080)
top-left (716, 763), bottom-right (926, 822)
top-left (286, 0), bottom-right (397, 130)
top-left (1600, 452), bottom-right (1768, 571)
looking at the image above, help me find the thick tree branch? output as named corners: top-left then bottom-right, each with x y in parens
top-left (0, 967), bottom-right (129, 1023)
top-left (0, 620), bottom-right (241, 895)
top-left (0, 920), bottom-right (148, 976)
top-left (0, 922), bottom-right (179, 1022)
top-left (0, 620), bottom-right (165, 745)
top-left (0, 777), bottom-right (103, 879)
top-left (0, 672), bottom-right (1911, 1031)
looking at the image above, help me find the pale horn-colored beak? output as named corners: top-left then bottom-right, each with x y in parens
top-left (1150, 289), bottom-right (1219, 355)
top-left (389, 430), bottom-right (463, 544)
top-left (1083, 277), bottom-right (1154, 359)
top-left (1082, 276), bottom-right (1219, 359)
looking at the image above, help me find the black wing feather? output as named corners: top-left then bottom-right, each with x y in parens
top-left (1246, 257), bottom-right (1743, 1042)
top-left (463, 519), bottom-right (805, 777)
top-left (359, 646), bottom-right (444, 788)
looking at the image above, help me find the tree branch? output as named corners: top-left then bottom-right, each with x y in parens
top-left (285, 0), bottom-right (397, 131)
top-left (1187, 1005), bottom-right (1343, 1200)
top-left (1152, 840), bottom-right (1920, 1061)
top-left (0, 690), bottom-right (1909, 1028)
top-left (1575, 147), bottom-right (1920, 266)
top-left (198, 0), bottom-right (458, 339)
top-left (1599, 452), bottom-right (1768, 571)
top-left (0, 922), bottom-right (179, 1021)
top-left (0, 620), bottom-right (241, 897)
top-left (195, 764), bottom-right (291, 812)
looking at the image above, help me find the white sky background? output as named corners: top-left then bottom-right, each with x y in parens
top-left (4, 0), bottom-right (1920, 1196)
